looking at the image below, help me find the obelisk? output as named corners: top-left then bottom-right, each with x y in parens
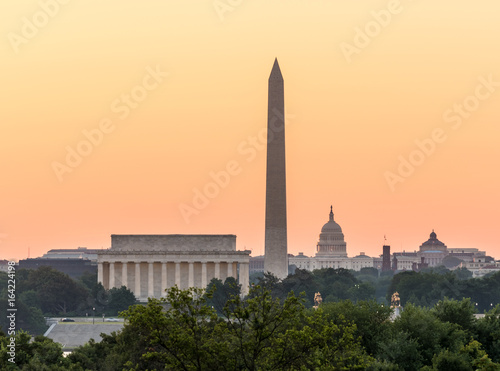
top-left (264, 59), bottom-right (288, 279)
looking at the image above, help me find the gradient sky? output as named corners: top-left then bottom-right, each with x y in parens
top-left (1, 1), bottom-right (499, 261)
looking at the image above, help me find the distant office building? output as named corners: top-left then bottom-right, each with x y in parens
top-left (17, 246), bottom-right (101, 279)
top-left (42, 247), bottom-right (100, 261)
top-left (460, 256), bottom-right (500, 277)
top-left (249, 255), bottom-right (265, 275)
top-left (18, 258), bottom-right (96, 279)
top-left (0, 260), bottom-right (10, 273)
top-left (448, 248), bottom-right (486, 262)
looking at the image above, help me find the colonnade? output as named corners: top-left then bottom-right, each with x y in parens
top-left (98, 260), bottom-right (250, 299)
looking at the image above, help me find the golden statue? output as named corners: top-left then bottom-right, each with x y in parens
top-left (313, 292), bottom-right (323, 309)
top-left (391, 292), bottom-right (401, 308)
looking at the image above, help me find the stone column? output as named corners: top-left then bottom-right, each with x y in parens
top-left (161, 263), bottom-right (167, 297)
top-left (135, 263), bottom-right (141, 299)
top-left (188, 262), bottom-right (194, 288)
top-left (227, 261), bottom-right (233, 278)
top-left (109, 262), bottom-right (115, 289)
top-left (122, 262), bottom-right (128, 288)
top-left (148, 262), bottom-right (154, 298)
top-left (239, 262), bottom-right (250, 297)
top-left (175, 262), bottom-right (181, 288)
top-left (215, 262), bottom-right (220, 279)
top-left (201, 262), bottom-right (207, 289)
top-left (97, 262), bottom-right (103, 285)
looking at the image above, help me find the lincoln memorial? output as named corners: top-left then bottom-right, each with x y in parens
top-left (97, 234), bottom-right (250, 300)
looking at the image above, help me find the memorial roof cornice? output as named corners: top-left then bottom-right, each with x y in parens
top-left (97, 250), bottom-right (251, 255)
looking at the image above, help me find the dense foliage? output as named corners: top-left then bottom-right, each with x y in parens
top-left (0, 267), bottom-right (136, 335)
top-left (3, 282), bottom-right (500, 370)
top-left (4, 266), bottom-right (500, 369)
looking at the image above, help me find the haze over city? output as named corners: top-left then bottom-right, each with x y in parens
top-left (1, 1), bottom-right (499, 261)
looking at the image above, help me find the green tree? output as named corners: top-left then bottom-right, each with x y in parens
top-left (205, 277), bottom-right (241, 315)
top-left (321, 299), bottom-right (392, 357)
top-left (0, 331), bottom-right (72, 370)
top-left (281, 268), bottom-right (318, 306)
top-left (249, 271), bottom-right (264, 286)
top-left (68, 331), bottom-right (129, 371)
top-left (120, 286), bottom-right (228, 370)
top-left (393, 303), bottom-right (467, 366)
top-left (347, 282), bottom-right (376, 302)
top-left (377, 331), bottom-right (424, 371)
top-left (105, 286), bottom-right (136, 316)
top-left (388, 270), bottom-right (465, 307)
top-left (224, 284), bottom-right (372, 370)
top-left (476, 305), bottom-right (500, 363)
top-left (0, 298), bottom-right (47, 336)
top-left (314, 268), bottom-right (361, 303)
top-left (106, 284), bottom-right (374, 370)
top-left (78, 271), bottom-right (97, 291)
top-left (432, 297), bottom-right (477, 335)
top-left (358, 267), bottom-right (379, 278)
top-left (423, 340), bottom-right (500, 371)
top-left (454, 267), bottom-right (473, 280)
top-left (22, 266), bottom-right (88, 315)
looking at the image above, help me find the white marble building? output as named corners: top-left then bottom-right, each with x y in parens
top-left (288, 207), bottom-right (375, 272)
top-left (97, 234), bottom-right (250, 301)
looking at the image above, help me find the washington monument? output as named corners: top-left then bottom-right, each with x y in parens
top-left (264, 59), bottom-right (288, 279)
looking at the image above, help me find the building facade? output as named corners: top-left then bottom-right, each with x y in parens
top-left (461, 256), bottom-right (500, 277)
top-left (387, 231), bottom-right (489, 272)
top-left (288, 207), bottom-right (375, 272)
top-left (41, 247), bottom-right (100, 261)
top-left (18, 258), bottom-right (96, 279)
top-left (97, 234), bottom-right (250, 301)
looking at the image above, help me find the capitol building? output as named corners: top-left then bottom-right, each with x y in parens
top-left (288, 206), bottom-right (374, 272)
top-left (256, 206), bottom-right (492, 275)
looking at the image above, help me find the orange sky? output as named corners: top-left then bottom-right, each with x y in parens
top-left (1, 1), bottom-right (499, 261)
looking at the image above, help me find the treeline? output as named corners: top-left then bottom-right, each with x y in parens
top-left (388, 268), bottom-right (500, 312)
top-left (3, 265), bottom-right (500, 369)
top-left (2, 264), bottom-right (500, 336)
top-left (249, 266), bottom-right (500, 313)
top-left (3, 281), bottom-right (500, 370)
top-left (0, 266), bottom-right (136, 335)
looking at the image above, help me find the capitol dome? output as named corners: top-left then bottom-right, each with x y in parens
top-left (315, 206), bottom-right (347, 257)
top-left (321, 213), bottom-right (343, 233)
